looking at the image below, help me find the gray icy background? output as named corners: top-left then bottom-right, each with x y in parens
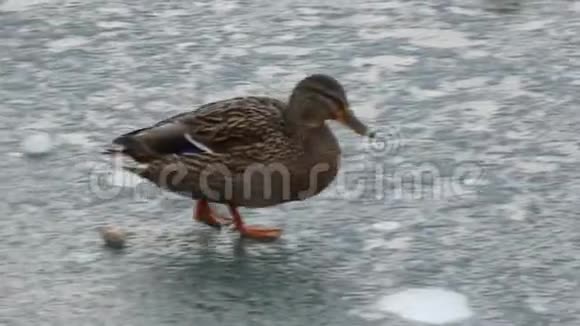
top-left (1, 0), bottom-right (579, 325)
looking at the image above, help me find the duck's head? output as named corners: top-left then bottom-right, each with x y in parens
top-left (287, 74), bottom-right (374, 138)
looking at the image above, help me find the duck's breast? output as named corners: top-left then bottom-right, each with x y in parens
top-left (226, 125), bottom-right (341, 208)
top-left (294, 125), bottom-right (341, 199)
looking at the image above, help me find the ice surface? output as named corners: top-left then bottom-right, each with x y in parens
top-left (0, 0), bottom-right (51, 12)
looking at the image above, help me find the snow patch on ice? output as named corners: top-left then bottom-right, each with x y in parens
top-left (377, 288), bottom-right (474, 324)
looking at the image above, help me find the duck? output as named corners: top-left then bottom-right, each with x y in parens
top-left (105, 74), bottom-right (374, 241)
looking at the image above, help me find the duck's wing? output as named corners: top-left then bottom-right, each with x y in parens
top-left (109, 97), bottom-right (302, 203)
top-left (106, 96), bottom-right (287, 162)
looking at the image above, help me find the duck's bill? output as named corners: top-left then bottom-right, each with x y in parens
top-left (337, 109), bottom-right (375, 138)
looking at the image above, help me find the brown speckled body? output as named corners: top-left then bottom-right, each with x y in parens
top-left (116, 96), bottom-right (342, 208)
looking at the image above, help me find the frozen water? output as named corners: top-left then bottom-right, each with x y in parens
top-left (2, 0), bottom-right (580, 325)
top-left (0, 0), bottom-right (51, 12)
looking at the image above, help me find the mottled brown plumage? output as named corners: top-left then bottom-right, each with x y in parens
top-left (106, 74), bottom-right (372, 240)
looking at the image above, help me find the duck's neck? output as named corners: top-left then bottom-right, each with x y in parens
top-left (283, 100), bottom-right (341, 157)
top-left (305, 124), bottom-right (341, 157)
top-left (282, 100), bottom-right (302, 135)
top-left (284, 121), bottom-right (341, 157)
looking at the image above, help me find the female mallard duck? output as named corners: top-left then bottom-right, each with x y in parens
top-left (106, 74), bottom-right (374, 240)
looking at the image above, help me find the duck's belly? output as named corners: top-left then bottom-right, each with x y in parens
top-left (227, 157), bottom-right (340, 208)
top-left (147, 152), bottom-right (341, 208)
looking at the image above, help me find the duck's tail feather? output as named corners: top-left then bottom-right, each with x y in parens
top-left (102, 143), bottom-right (151, 177)
top-left (103, 132), bottom-right (158, 163)
top-left (121, 163), bottom-right (149, 176)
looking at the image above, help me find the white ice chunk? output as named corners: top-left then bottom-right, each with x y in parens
top-left (377, 288), bottom-right (474, 324)
top-left (21, 132), bottom-right (53, 157)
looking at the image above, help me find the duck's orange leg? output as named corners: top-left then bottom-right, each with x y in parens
top-left (194, 200), bottom-right (232, 229)
top-left (228, 205), bottom-right (282, 241)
